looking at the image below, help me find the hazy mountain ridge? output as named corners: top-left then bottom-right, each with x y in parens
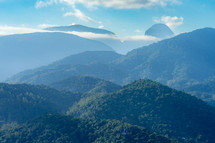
top-left (45, 24), bottom-right (159, 54)
top-left (8, 28), bottom-right (215, 86)
top-left (6, 51), bottom-right (126, 85)
top-left (0, 32), bottom-right (113, 81)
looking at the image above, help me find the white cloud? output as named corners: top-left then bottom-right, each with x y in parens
top-left (64, 9), bottom-right (96, 23)
top-left (124, 35), bottom-right (159, 41)
top-left (36, 0), bottom-right (181, 9)
top-left (64, 30), bottom-right (158, 42)
top-left (98, 25), bottom-right (104, 29)
top-left (35, 0), bottom-right (58, 8)
top-left (0, 25), bottom-right (46, 36)
top-left (38, 24), bottom-right (58, 28)
top-left (61, 0), bottom-right (181, 9)
top-left (63, 31), bottom-right (119, 39)
top-left (135, 29), bottom-right (142, 33)
top-left (154, 15), bottom-right (184, 29)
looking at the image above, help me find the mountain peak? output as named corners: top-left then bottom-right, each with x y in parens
top-left (145, 23), bottom-right (174, 38)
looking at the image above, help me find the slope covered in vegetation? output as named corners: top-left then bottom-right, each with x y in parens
top-left (0, 114), bottom-right (173, 143)
top-left (68, 79), bottom-right (215, 142)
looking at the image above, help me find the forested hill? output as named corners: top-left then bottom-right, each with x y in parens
top-left (0, 114), bottom-right (173, 143)
top-left (0, 83), bottom-right (81, 125)
top-left (68, 79), bottom-right (215, 142)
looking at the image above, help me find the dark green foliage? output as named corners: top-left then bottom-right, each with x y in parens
top-left (68, 79), bottom-right (215, 142)
top-left (0, 83), bottom-right (81, 125)
top-left (50, 75), bottom-right (121, 93)
top-left (0, 114), bottom-right (173, 143)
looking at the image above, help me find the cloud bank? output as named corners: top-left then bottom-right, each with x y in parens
top-left (0, 26), bottom-right (45, 35)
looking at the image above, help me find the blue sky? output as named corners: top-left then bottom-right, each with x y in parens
top-left (0, 0), bottom-right (215, 37)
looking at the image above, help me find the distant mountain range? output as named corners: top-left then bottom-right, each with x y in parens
top-left (7, 27), bottom-right (215, 105)
top-left (0, 32), bottom-right (113, 81)
top-left (45, 24), bottom-right (159, 54)
top-left (45, 24), bottom-right (115, 35)
top-left (145, 23), bottom-right (174, 38)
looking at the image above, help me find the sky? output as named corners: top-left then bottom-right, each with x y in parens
top-left (0, 0), bottom-right (215, 37)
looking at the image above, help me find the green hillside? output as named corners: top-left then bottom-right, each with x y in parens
top-left (0, 114), bottom-right (173, 143)
top-left (0, 83), bottom-right (81, 125)
top-left (68, 79), bottom-right (215, 142)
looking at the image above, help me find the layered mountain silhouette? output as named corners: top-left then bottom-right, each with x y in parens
top-left (0, 76), bottom-right (121, 126)
top-left (0, 114), bottom-right (172, 143)
top-left (7, 27), bottom-right (215, 104)
top-left (145, 23), bottom-right (174, 38)
top-left (10, 28), bottom-right (215, 88)
top-left (0, 32), bottom-right (113, 81)
top-left (45, 24), bottom-right (158, 54)
top-left (6, 51), bottom-right (124, 85)
top-left (68, 79), bottom-right (215, 142)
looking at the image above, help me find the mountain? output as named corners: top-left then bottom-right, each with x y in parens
top-left (45, 24), bottom-right (115, 35)
top-left (7, 28), bottom-right (215, 103)
top-left (6, 51), bottom-right (124, 85)
top-left (184, 80), bottom-right (215, 106)
top-left (68, 79), bottom-right (215, 142)
top-left (50, 76), bottom-right (121, 93)
top-left (46, 24), bottom-right (158, 54)
top-left (52, 51), bottom-right (122, 66)
top-left (115, 27), bottom-right (215, 88)
top-left (0, 32), bottom-right (113, 81)
top-left (0, 114), bottom-right (173, 143)
top-left (145, 23), bottom-right (174, 38)
top-left (0, 83), bottom-right (81, 126)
